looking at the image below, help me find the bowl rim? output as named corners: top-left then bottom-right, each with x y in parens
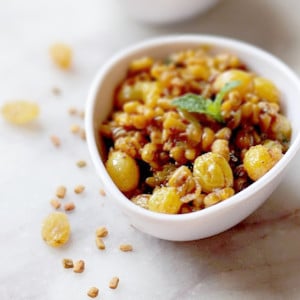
top-left (85, 34), bottom-right (300, 223)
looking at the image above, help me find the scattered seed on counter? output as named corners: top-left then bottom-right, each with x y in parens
top-left (96, 226), bottom-right (108, 238)
top-left (70, 124), bottom-right (80, 134)
top-left (68, 107), bottom-right (78, 116)
top-left (76, 160), bottom-right (86, 168)
top-left (119, 244), bottom-right (133, 252)
top-left (73, 260), bottom-right (85, 273)
top-left (99, 189), bottom-right (106, 196)
top-left (62, 258), bottom-right (74, 269)
top-left (64, 202), bottom-right (75, 212)
top-left (79, 128), bottom-right (86, 140)
top-left (52, 86), bottom-right (61, 96)
top-left (74, 184), bottom-right (85, 194)
top-left (50, 135), bottom-right (61, 147)
top-left (56, 186), bottom-right (66, 199)
top-left (95, 237), bottom-right (105, 250)
top-left (79, 110), bottom-right (85, 119)
top-left (50, 199), bottom-right (61, 209)
top-left (109, 277), bottom-right (119, 289)
top-left (87, 287), bottom-right (99, 298)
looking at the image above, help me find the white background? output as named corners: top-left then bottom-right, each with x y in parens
top-left (1, 1), bottom-right (300, 299)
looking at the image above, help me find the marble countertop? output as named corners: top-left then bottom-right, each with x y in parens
top-left (1, 0), bottom-right (300, 299)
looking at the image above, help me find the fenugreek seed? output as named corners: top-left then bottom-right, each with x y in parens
top-left (64, 202), bottom-right (75, 211)
top-left (73, 260), bottom-right (85, 273)
top-left (79, 129), bottom-right (86, 141)
top-left (95, 237), bottom-right (105, 250)
top-left (56, 186), bottom-right (66, 199)
top-left (96, 226), bottom-right (108, 238)
top-left (68, 107), bottom-right (78, 115)
top-left (79, 111), bottom-right (85, 119)
top-left (76, 160), bottom-right (86, 168)
top-left (79, 129), bottom-right (86, 140)
top-left (52, 86), bottom-right (61, 96)
top-left (70, 124), bottom-right (80, 134)
top-left (99, 189), bottom-right (106, 196)
top-left (74, 184), bottom-right (85, 194)
top-left (62, 258), bottom-right (73, 269)
top-left (87, 287), bottom-right (99, 298)
top-left (119, 244), bottom-right (133, 252)
top-left (109, 277), bottom-right (119, 289)
top-left (50, 135), bottom-right (61, 147)
top-left (50, 199), bottom-right (61, 209)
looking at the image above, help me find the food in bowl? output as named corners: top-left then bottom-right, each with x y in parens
top-left (99, 46), bottom-right (291, 214)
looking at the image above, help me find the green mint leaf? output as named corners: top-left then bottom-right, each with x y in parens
top-left (215, 80), bottom-right (241, 105)
top-left (172, 80), bottom-right (241, 123)
top-left (172, 94), bottom-right (210, 114)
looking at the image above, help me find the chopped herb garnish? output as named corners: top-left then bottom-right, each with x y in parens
top-left (163, 57), bottom-right (174, 65)
top-left (172, 80), bottom-right (241, 123)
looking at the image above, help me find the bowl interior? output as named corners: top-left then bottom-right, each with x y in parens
top-left (87, 35), bottom-right (300, 223)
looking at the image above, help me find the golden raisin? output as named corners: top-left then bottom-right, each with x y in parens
top-left (1, 100), bottom-right (39, 125)
top-left (41, 212), bottom-right (70, 247)
top-left (254, 77), bottom-right (279, 103)
top-left (148, 187), bottom-right (182, 214)
top-left (213, 69), bottom-right (253, 96)
top-left (106, 151), bottom-right (140, 192)
top-left (49, 43), bottom-right (72, 69)
top-left (243, 144), bottom-right (282, 181)
top-left (193, 152), bottom-right (233, 193)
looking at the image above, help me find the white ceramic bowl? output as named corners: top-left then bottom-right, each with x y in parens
top-left (116, 0), bottom-right (220, 24)
top-left (86, 35), bottom-right (300, 241)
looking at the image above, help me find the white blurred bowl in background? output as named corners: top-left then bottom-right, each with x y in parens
top-left (117, 0), bottom-right (220, 24)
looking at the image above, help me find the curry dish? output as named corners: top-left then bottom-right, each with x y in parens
top-left (100, 47), bottom-right (291, 214)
